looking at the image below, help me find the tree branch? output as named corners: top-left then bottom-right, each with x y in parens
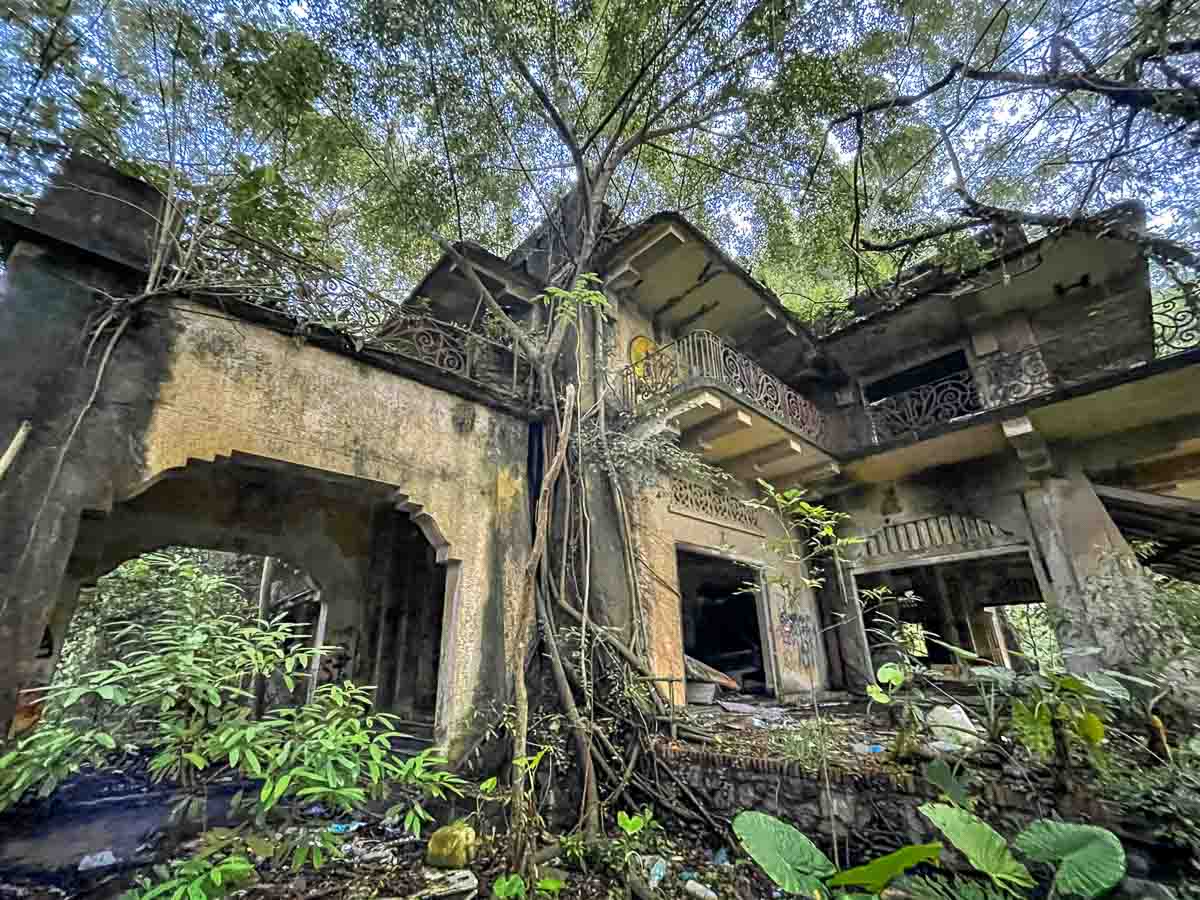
top-left (434, 236), bottom-right (544, 364)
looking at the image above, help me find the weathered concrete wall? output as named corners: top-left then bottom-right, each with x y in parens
top-left (630, 474), bottom-right (827, 703)
top-left (0, 239), bottom-right (170, 735)
top-left (1, 248), bottom-right (531, 755)
top-left (1022, 469), bottom-right (1157, 671)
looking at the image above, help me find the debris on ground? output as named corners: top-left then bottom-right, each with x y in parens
top-left (76, 850), bottom-right (118, 872)
top-left (407, 867), bottom-right (478, 900)
top-left (927, 703), bottom-right (982, 748)
top-left (684, 656), bottom-right (738, 691)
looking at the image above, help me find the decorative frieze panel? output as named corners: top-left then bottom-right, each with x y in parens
top-left (669, 479), bottom-right (761, 532)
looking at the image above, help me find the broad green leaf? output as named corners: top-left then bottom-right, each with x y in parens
top-left (94, 732), bottom-right (117, 750)
top-left (877, 663), bottom-right (906, 687)
top-left (269, 773), bottom-right (293, 807)
top-left (829, 842), bottom-right (942, 891)
top-left (919, 804), bottom-right (1034, 892)
top-left (925, 760), bottom-right (969, 808)
top-left (733, 810), bottom-right (835, 894)
top-left (866, 684), bottom-right (892, 704)
top-left (1076, 712), bottom-right (1105, 746)
top-left (1013, 821), bottom-right (1125, 898)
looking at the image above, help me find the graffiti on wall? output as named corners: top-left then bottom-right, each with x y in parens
top-left (779, 610), bottom-right (817, 668)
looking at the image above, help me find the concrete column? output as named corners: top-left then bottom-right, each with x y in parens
top-left (0, 162), bottom-right (173, 737)
top-left (40, 576), bottom-right (83, 683)
top-left (1022, 473), bottom-right (1157, 672)
top-left (830, 560), bottom-right (873, 687)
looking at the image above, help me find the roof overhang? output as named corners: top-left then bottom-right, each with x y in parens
top-left (1096, 485), bottom-right (1200, 583)
top-left (381, 243), bottom-right (541, 334)
top-left (598, 213), bottom-right (838, 386)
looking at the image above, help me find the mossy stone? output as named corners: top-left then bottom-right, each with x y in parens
top-left (426, 821), bottom-right (478, 869)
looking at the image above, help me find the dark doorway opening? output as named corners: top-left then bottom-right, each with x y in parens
top-left (676, 548), bottom-right (768, 694)
top-left (361, 511), bottom-right (447, 725)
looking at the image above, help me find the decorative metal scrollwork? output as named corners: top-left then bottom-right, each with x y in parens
top-left (370, 313), bottom-right (532, 398)
top-left (867, 370), bottom-right (982, 442)
top-left (1153, 291), bottom-right (1200, 355)
top-left (622, 331), bottom-right (829, 447)
top-left (382, 317), bottom-right (471, 377)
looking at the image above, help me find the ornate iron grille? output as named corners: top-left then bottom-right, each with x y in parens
top-left (865, 291), bottom-right (1200, 445)
top-left (1154, 290), bottom-right (1200, 356)
top-left (368, 313), bottom-right (532, 399)
top-left (866, 369), bottom-right (982, 442)
top-left (621, 330), bottom-right (828, 446)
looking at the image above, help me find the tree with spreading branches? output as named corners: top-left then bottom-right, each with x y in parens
top-left (2, 0), bottom-right (1198, 874)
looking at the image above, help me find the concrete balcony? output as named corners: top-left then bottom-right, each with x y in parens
top-left (620, 331), bottom-right (843, 482)
top-left (863, 292), bottom-right (1200, 447)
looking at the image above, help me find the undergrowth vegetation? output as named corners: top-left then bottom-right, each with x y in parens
top-left (0, 551), bottom-right (464, 900)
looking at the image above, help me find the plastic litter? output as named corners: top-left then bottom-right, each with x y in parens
top-left (78, 850), bottom-right (118, 871)
top-left (852, 742), bottom-right (885, 754)
top-left (641, 855), bottom-right (669, 888)
top-left (684, 880), bottom-right (718, 900)
top-left (407, 868), bottom-right (479, 900)
top-left (712, 847), bottom-right (732, 866)
top-left (328, 821), bottom-right (366, 834)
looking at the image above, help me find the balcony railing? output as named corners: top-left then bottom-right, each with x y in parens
top-left (369, 312), bottom-right (533, 401)
top-left (621, 330), bottom-right (829, 447)
top-left (865, 291), bottom-right (1200, 443)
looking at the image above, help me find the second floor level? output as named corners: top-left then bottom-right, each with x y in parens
top-left (603, 209), bottom-right (1200, 489)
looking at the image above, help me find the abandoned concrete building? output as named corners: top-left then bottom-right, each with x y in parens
top-left (2, 157), bottom-right (1199, 759)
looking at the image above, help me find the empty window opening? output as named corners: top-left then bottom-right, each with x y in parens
top-left (48, 549), bottom-right (322, 713)
top-left (677, 549), bottom-right (768, 694)
top-left (857, 554), bottom-right (1049, 676)
top-left (863, 349), bottom-right (973, 403)
top-left (999, 603), bottom-right (1062, 672)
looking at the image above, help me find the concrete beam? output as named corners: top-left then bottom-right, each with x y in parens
top-left (1072, 413), bottom-right (1200, 473)
top-left (727, 439), bottom-right (808, 479)
top-left (1003, 416), bottom-right (1053, 476)
top-left (680, 409), bottom-right (753, 450)
top-left (1104, 450), bottom-right (1200, 493)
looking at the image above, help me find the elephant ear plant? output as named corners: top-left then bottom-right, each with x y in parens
top-left (732, 807), bottom-right (1127, 899)
top-left (732, 811), bottom-right (941, 898)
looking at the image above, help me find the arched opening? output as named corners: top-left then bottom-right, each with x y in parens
top-left (49, 453), bottom-right (451, 735)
